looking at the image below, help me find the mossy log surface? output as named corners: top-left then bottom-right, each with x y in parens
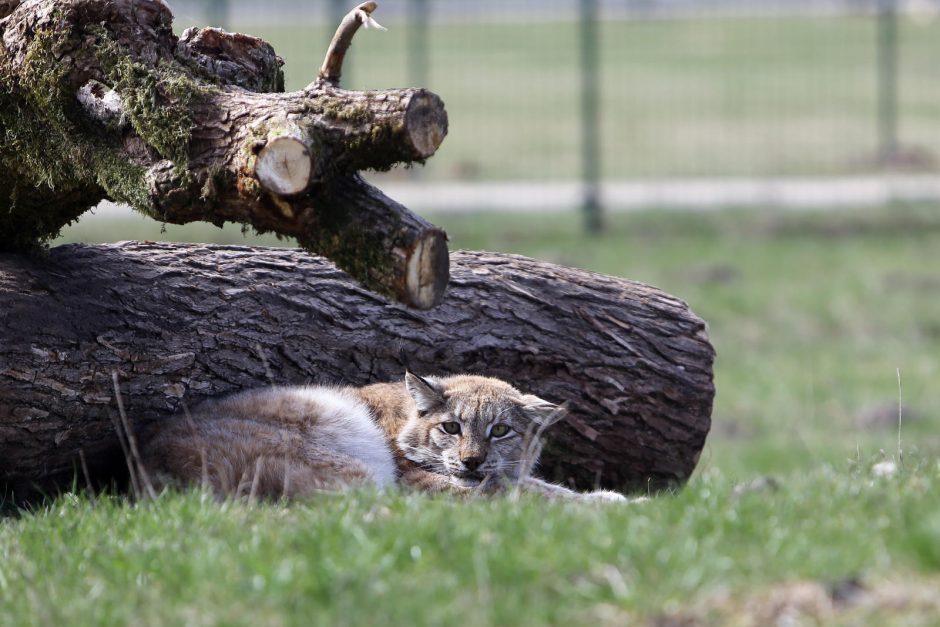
top-left (0, 244), bottom-right (715, 501)
top-left (0, 0), bottom-right (448, 308)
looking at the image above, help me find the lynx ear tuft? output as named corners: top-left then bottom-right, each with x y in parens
top-left (405, 371), bottom-right (444, 414)
top-left (519, 395), bottom-right (568, 427)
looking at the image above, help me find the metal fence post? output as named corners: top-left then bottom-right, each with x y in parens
top-left (580, 0), bottom-right (603, 234)
top-left (877, 0), bottom-right (899, 164)
top-left (408, 0), bottom-right (429, 89)
top-left (329, 0), bottom-right (346, 27)
top-left (329, 0), bottom-right (350, 84)
top-left (407, 0), bottom-right (430, 179)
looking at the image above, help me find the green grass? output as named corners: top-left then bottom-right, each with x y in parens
top-left (26, 204), bottom-right (940, 623)
top-left (9, 9), bottom-right (940, 623)
top-left (3, 466), bottom-right (940, 625)
top-left (181, 15), bottom-right (940, 180)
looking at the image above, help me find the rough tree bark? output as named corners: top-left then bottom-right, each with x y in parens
top-left (0, 0), bottom-right (448, 308)
top-left (0, 244), bottom-right (714, 500)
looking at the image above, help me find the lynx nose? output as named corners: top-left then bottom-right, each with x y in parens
top-left (461, 456), bottom-right (484, 471)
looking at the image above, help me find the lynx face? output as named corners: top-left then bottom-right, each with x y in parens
top-left (396, 373), bottom-right (565, 486)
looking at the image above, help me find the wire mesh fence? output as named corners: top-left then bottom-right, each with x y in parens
top-left (168, 0), bottom-right (940, 209)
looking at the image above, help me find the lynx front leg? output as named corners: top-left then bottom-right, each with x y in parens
top-left (517, 476), bottom-right (629, 503)
top-left (399, 468), bottom-right (509, 497)
top-left (400, 468), bottom-right (474, 495)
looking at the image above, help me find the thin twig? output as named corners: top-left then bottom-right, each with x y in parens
top-left (510, 408), bottom-right (561, 501)
top-left (181, 400), bottom-right (210, 491)
top-left (77, 449), bottom-right (95, 499)
top-left (235, 469), bottom-right (250, 499)
top-left (111, 371), bottom-right (157, 499)
top-left (255, 343), bottom-right (275, 385)
top-left (248, 457), bottom-right (264, 505)
top-left (897, 367), bottom-right (903, 466)
top-left (518, 403), bottom-right (567, 482)
top-left (281, 462), bottom-right (292, 501)
top-left (107, 376), bottom-right (140, 499)
top-left (517, 420), bottom-right (541, 484)
top-left (317, 2), bottom-right (385, 86)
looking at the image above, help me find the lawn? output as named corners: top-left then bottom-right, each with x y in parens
top-left (13, 204), bottom-right (936, 623)
top-left (2, 469), bottom-right (940, 626)
top-left (176, 14), bottom-right (940, 180)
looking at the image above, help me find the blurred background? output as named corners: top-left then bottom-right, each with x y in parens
top-left (81, 0), bottom-right (940, 226)
top-left (60, 0), bottom-right (940, 478)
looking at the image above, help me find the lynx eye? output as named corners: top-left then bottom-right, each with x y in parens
top-left (490, 423), bottom-right (511, 438)
top-left (440, 421), bottom-right (461, 435)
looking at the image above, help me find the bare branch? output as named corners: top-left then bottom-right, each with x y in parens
top-left (318, 2), bottom-right (383, 86)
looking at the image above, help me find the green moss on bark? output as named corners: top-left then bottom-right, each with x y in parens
top-left (297, 182), bottom-right (417, 300)
top-left (89, 24), bottom-right (212, 172)
top-left (300, 211), bottom-right (392, 297)
top-left (0, 17), bottom-right (214, 249)
top-left (323, 101), bottom-right (371, 126)
top-left (0, 25), bottom-right (104, 249)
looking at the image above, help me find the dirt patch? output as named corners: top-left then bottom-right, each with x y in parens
top-left (645, 575), bottom-right (940, 626)
top-left (882, 272), bottom-right (940, 294)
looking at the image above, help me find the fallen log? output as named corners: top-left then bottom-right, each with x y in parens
top-left (0, 244), bottom-right (715, 500)
top-left (0, 0), bottom-right (448, 308)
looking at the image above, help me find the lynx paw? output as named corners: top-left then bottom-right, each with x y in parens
top-left (581, 490), bottom-right (629, 503)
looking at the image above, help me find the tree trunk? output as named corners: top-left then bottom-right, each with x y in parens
top-left (0, 244), bottom-right (714, 500)
top-left (0, 0), bottom-right (449, 308)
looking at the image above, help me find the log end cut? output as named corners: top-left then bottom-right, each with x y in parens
top-left (255, 136), bottom-right (314, 196)
top-left (404, 91), bottom-right (448, 160)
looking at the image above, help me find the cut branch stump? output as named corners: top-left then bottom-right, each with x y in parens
top-left (0, 0), bottom-right (448, 308)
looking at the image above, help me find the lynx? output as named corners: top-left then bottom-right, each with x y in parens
top-left (140, 373), bottom-right (627, 503)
